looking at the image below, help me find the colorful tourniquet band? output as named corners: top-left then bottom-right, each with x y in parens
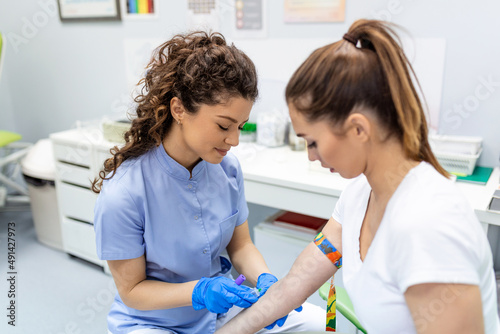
top-left (313, 232), bottom-right (342, 269)
top-left (326, 276), bottom-right (336, 332)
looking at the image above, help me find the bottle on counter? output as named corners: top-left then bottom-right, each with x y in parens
top-left (256, 108), bottom-right (287, 147)
top-left (239, 123), bottom-right (257, 143)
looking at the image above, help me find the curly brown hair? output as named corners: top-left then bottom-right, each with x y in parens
top-left (92, 31), bottom-right (258, 193)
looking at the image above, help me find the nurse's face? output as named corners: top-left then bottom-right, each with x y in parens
top-left (182, 96), bottom-right (252, 165)
top-left (289, 103), bottom-right (366, 179)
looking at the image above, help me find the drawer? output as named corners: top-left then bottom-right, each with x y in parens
top-left (61, 217), bottom-right (102, 266)
top-left (56, 162), bottom-right (92, 188)
top-left (58, 182), bottom-right (97, 223)
top-left (53, 142), bottom-right (92, 168)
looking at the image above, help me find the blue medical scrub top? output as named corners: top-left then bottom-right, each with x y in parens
top-left (94, 143), bottom-right (249, 334)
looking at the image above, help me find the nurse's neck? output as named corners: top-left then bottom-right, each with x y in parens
top-left (162, 134), bottom-right (201, 178)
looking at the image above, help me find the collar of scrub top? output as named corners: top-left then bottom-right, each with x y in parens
top-left (155, 143), bottom-right (207, 181)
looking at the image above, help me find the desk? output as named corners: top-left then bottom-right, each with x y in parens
top-left (48, 127), bottom-right (500, 271)
top-left (232, 144), bottom-right (349, 220)
top-left (232, 143), bottom-right (500, 232)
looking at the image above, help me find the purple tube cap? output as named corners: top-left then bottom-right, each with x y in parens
top-left (235, 274), bottom-right (246, 286)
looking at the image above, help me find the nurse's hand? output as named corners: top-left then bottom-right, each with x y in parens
top-left (192, 277), bottom-right (259, 314)
top-left (255, 273), bottom-right (278, 295)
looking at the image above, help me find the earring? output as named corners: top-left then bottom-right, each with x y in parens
top-left (177, 120), bottom-right (181, 125)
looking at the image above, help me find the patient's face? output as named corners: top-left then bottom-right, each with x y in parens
top-left (288, 104), bottom-right (365, 179)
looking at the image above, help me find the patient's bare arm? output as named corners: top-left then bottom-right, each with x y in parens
top-left (215, 240), bottom-right (338, 333)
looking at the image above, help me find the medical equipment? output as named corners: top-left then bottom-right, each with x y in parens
top-left (235, 274), bottom-right (261, 297)
top-left (256, 108), bottom-right (287, 147)
top-left (21, 139), bottom-right (63, 250)
top-left (0, 131), bottom-right (31, 206)
top-left (235, 274), bottom-right (246, 286)
top-left (239, 123), bottom-right (257, 143)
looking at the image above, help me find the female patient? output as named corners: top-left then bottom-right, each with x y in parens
top-left (216, 19), bottom-right (499, 334)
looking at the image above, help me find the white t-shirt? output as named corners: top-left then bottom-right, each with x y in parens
top-left (332, 161), bottom-right (499, 333)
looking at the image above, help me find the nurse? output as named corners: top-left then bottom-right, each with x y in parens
top-left (215, 19), bottom-right (500, 334)
top-left (92, 31), bottom-right (324, 334)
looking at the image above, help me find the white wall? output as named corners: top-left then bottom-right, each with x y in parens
top-left (1, 0), bottom-right (499, 166)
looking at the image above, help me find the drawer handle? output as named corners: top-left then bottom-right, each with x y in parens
top-left (61, 181), bottom-right (91, 191)
top-left (66, 216), bottom-right (93, 226)
top-left (57, 160), bottom-right (90, 169)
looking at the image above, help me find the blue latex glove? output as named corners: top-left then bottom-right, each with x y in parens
top-left (265, 305), bottom-right (303, 330)
top-left (257, 273), bottom-right (303, 330)
top-left (192, 277), bottom-right (258, 314)
top-left (256, 273), bottom-right (278, 295)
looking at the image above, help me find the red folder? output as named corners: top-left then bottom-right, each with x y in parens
top-left (273, 211), bottom-right (327, 233)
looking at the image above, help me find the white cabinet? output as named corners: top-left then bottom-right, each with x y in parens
top-left (50, 128), bottom-right (114, 271)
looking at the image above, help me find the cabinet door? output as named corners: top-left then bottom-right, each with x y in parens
top-left (61, 217), bottom-right (102, 265)
top-left (53, 143), bottom-right (92, 168)
top-left (58, 182), bottom-right (97, 223)
top-left (56, 162), bottom-right (93, 188)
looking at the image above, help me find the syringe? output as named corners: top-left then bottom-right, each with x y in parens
top-left (234, 274), bottom-right (261, 297)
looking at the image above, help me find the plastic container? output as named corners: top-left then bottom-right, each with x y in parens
top-left (434, 148), bottom-right (482, 176)
top-left (21, 139), bottom-right (63, 251)
top-left (429, 134), bottom-right (482, 155)
top-left (256, 109), bottom-right (287, 147)
top-left (102, 118), bottom-right (131, 143)
top-left (239, 122), bottom-right (257, 143)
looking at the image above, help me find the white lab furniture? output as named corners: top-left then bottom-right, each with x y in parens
top-left (49, 128), bottom-right (500, 277)
top-left (232, 143), bottom-right (500, 231)
top-left (50, 127), bottom-right (113, 271)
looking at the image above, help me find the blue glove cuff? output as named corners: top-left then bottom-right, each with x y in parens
top-left (192, 277), bottom-right (209, 310)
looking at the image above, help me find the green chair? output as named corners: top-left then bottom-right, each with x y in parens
top-left (0, 33), bottom-right (32, 206)
top-left (319, 281), bottom-right (367, 334)
top-left (0, 131), bottom-right (32, 205)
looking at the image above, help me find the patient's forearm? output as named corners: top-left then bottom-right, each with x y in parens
top-left (215, 242), bottom-right (337, 334)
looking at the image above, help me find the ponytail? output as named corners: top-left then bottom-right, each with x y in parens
top-left (286, 19), bottom-right (448, 177)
